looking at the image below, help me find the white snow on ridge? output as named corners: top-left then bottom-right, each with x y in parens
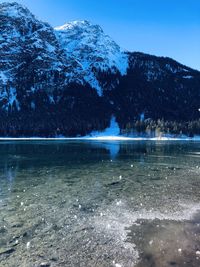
top-left (55, 20), bottom-right (128, 95)
top-left (55, 20), bottom-right (91, 31)
top-left (1, 2), bottom-right (36, 20)
top-left (1, 4), bottom-right (129, 97)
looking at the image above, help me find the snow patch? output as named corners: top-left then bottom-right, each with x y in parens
top-left (0, 87), bottom-right (20, 110)
top-left (0, 72), bottom-right (8, 84)
top-left (83, 72), bottom-right (103, 96)
top-left (9, 87), bottom-right (18, 106)
top-left (183, 75), bottom-right (193, 79)
top-left (46, 42), bottom-right (56, 53)
top-left (88, 116), bottom-right (120, 137)
top-left (31, 101), bottom-right (35, 110)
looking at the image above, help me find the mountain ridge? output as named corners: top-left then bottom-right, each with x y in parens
top-left (0, 2), bottom-right (200, 137)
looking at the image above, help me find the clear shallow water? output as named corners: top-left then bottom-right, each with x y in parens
top-left (0, 141), bottom-right (200, 267)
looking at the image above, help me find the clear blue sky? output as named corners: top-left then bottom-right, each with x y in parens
top-left (1, 0), bottom-right (200, 70)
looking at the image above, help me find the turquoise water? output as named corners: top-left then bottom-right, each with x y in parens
top-left (0, 141), bottom-right (200, 267)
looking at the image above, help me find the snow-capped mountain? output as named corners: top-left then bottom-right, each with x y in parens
top-left (0, 1), bottom-right (69, 110)
top-left (55, 20), bottom-right (128, 96)
top-left (0, 2), bottom-right (200, 137)
top-left (0, 2), bottom-right (128, 99)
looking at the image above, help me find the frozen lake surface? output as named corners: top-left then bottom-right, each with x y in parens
top-left (0, 140), bottom-right (200, 267)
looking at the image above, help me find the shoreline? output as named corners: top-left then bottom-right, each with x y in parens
top-left (0, 136), bottom-right (199, 141)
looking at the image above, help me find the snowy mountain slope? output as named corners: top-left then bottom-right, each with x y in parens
top-left (0, 2), bottom-right (68, 109)
top-left (55, 20), bottom-right (128, 96)
top-left (0, 3), bottom-right (100, 107)
top-left (0, 2), bottom-right (63, 76)
top-left (0, 2), bottom-right (128, 101)
top-left (55, 20), bottom-right (128, 74)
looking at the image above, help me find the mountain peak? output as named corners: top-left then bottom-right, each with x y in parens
top-left (55, 20), bottom-right (103, 34)
top-left (0, 1), bottom-right (35, 19)
top-left (1, 1), bottom-right (22, 8)
top-left (55, 19), bottom-right (128, 95)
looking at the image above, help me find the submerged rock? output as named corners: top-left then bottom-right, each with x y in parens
top-left (39, 262), bottom-right (51, 267)
top-left (0, 247), bottom-right (15, 256)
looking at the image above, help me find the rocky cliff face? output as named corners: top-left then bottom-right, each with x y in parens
top-left (0, 2), bottom-right (200, 137)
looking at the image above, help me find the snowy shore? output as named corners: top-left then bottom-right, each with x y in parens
top-left (0, 136), bottom-right (200, 141)
top-left (0, 117), bottom-right (200, 141)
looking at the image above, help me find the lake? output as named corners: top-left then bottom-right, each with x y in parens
top-left (0, 141), bottom-right (200, 267)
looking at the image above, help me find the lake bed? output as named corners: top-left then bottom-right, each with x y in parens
top-left (0, 141), bottom-right (200, 267)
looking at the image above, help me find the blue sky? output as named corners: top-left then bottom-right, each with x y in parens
top-left (1, 0), bottom-right (200, 70)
